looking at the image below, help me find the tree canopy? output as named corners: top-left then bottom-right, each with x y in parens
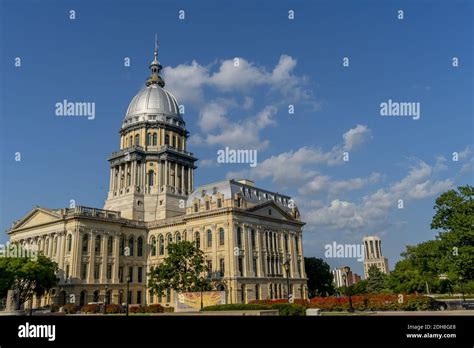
top-left (304, 257), bottom-right (335, 297)
top-left (148, 241), bottom-right (212, 297)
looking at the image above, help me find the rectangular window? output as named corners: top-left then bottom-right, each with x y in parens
top-left (205, 201), bottom-right (210, 210)
top-left (128, 291), bottom-right (132, 304)
top-left (107, 264), bottom-right (112, 280)
top-left (81, 263), bottom-right (88, 279)
top-left (138, 267), bottom-right (143, 283)
top-left (128, 266), bottom-right (133, 283)
top-left (238, 257), bottom-right (243, 276)
top-left (65, 265), bottom-right (70, 279)
top-left (107, 237), bottom-right (113, 256)
top-left (194, 203), bottom-right (198, 213)
top-left (251, 230), bottom-right (256, 248)
top-left (94, 264), bottom-right (100, 279)
top-left (253, 257), bottom-right (258, 276)
top-left (217, 198), bottom-right (222, 208)
top-left (137, 291), bottom-right (142, 305)
top-left (219, 258), bottom-right (225, 276)
top-left (119, 266), bottom-right (123, 283)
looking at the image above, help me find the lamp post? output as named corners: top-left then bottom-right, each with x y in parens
top-left (126, 276), bottom-right (131, 316)
top-left (459, 276), bottom-right (466, 302)
top-left (103, 285), bottom-right (108, 315)
top-left (284, 259), bottom-right (291, 302)
top-left (343, 266), bottom-right (354, 313)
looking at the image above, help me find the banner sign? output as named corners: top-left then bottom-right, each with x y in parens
top-left (175, 291), bottom-right (226, 312)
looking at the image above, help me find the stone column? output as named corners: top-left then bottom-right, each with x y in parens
top-left (165, 160), bottom-right (169, 186)
top-left (87, 232), bottom-right (95, 283)
top-left (72, 228), bottom-right (82, 278)
top-left (112, 235), bottom-right (120, 283)
top-left (101, 234), bottom-right (108, 283)
top-left (58, 232), bottom-right (65, 270)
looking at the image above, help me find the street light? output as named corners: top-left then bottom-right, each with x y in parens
top-left (126, 275), bottom-right (131, 316)
top-left (343, 266), bottom-right (354, 313)
top-left (103, 285), bottom-right (108, 315)
top-left (284, 259), bottom-right (291, 303)
top-left (459, 276), bottom-right (466, 302)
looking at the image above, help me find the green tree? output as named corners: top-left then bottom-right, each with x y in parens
top-left (304, 257), bottom-right (335, 297)
top-left (350, 279), bottom-right (368, 295)
top-left (148, 241), bottom-right (212, 298)
top-left (431, 185), bottom-right (474, 281)
top-left (0, 250), bottom-right (59, 310)
top-left (366, 265), bottom-right (388, 293)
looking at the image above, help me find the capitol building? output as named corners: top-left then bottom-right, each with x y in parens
top-left (6, 45), bottom-right (308, 308)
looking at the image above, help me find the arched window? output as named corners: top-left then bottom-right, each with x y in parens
top-left (94, 235), bottom-right (101, 253)
top-left (158, 235), bottom-right (164, 255)
top-left (45, 238), bottom-right (50, 253)
top-left (219, 228), bottom-right (225, 246)
top-left (295, 237), bottom-right (299, 253)
top-left (129, 136), bottom-right (133, 147)
top-left (207, 230), bottom-right (212, 247)
top-left (148, 170), bottom-right (155, 186)
top-left (107, 236), bottom-right (113, 256)
top-left (119, 235), bottom-right (125, 256)
top-left (80, 291), bottom-right (87, 306)
top-left (167, 233), bottom-right (173, 246)
top-left (82, 234), bottom-right (89, 252)
top-left (147, 133), bottom-right (152, 146)
top-left (251, 229), bottom-right (256, 248)
top-left (255, 284), bottom-right (260, 300)
top-left (93, 290), bottom-right (100, 302)
top-left (128, 236), bottom-right (134, 256)
top-left (176, 232), bottom-right (181, 243)
top-left (195, 232), bottom-right (200, 249)
top-left (67, 234), bottom-right (72, 253)
top-left (151, 237), bottom-right (156, 256)
top-left (137, 237), bottom-right (143, 257)
top-left (152, 133), bottom-right (157, 146)
top-left (135, 134), bottom-right (140, 146)
top-left (284, 235), bottom-right (288, 253)
top-left (165, 134), bottom-right (169, 145)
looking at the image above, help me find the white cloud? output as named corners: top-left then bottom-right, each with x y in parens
top-left (163, 54), bottom-right (314, 107)
top-left (227, 124), bottom-right (372, 185)
top-left (198, 102), bottom-right (227, 132)
top-left (302, 160), bottom-right (454, 232)
top-left (300, 172), bottom-right (381, 195)
top-left (343, 124), bottom-right (372, 151)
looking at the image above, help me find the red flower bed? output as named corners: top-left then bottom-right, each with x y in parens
top-left (249, 299), bottom-right (310, 306)
top-left (308, 294), bottom-right (434, 311)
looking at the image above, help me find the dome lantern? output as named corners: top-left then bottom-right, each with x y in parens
top-left (146, 34), bottom-right (165, 87)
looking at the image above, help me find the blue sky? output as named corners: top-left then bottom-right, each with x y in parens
top-left (1, 0), bottom-right (472, 276)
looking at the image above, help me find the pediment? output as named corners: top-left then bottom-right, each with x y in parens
top-left (12, 208), bottom-right (62, 230)
top-left (247, 201), bottom-right (294, 221)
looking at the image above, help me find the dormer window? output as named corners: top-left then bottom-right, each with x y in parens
top-left (268, 209), bottom-right (272, 215)
top-left (194, 203), bottom-right (198, 213)
top-left (217, 198), bottom-right (222, 208)
top-left (205, 201), bottom-right (210, 210)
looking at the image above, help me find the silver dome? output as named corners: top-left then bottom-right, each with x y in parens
top-left (122, 84), bottom-right (184, 129)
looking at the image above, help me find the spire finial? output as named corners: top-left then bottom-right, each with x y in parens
top-left (146, 34), bottom-right (165, 87)
top-left (154, 33), bottom-right (159, 58)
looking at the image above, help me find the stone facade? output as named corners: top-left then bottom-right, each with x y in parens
top-left (6, 45), bottom-right (307, 308)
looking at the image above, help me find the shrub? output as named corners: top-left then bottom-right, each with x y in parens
top-left (129, 305), bottom-right (145, 313)
top-left (106, 304), bottom-right (123, 314)
top-left (308, 294), bottom-right (436, 311)
top-left (63, 304), bottom-right (77, 314)
top-left (201, 304), bottom-right (270, 311)
top-left (50, 304), bottom-right (60, 313)
top-left (201, 303), bottom-right (305, 316)
top-left (163, 306), bottom-right (174, 313)
top-left (144, 304), bottom-right (164, 313)
top-left (81, 304), bottom-right (100, 314)
top-left (270, 303), bottom-right (306, 316)
top-left (249, 299), bottom-right (310, 307)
